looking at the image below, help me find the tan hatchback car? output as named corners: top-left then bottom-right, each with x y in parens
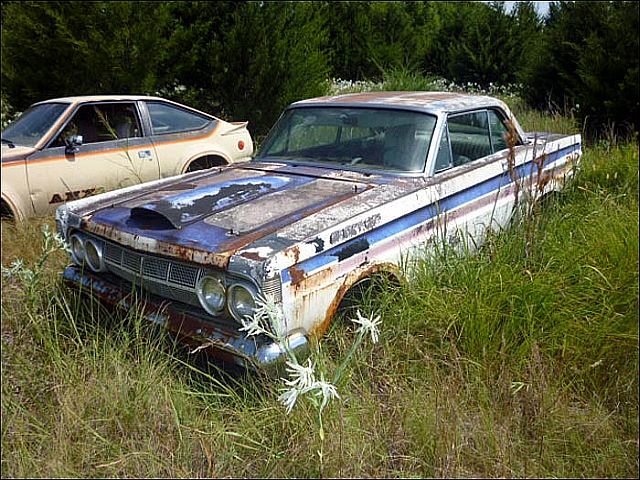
top-left (1, 95), bottom-right (253, 220)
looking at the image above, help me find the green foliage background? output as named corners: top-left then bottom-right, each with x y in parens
top-left (1, 1), bottom-right (638, 136)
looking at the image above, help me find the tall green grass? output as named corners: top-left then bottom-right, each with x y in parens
top-left (1, 138), bottom-right (637, 476)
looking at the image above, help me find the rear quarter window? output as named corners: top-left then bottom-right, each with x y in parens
top-left (146, 102), bottom-right (212, 135)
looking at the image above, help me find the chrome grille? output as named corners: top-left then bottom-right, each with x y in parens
top-left (123, 250), bottom-right (142, 273)
top-left (96, 237), bottom-right (204, 309)
top-left (82, 233), bottom-right (269, 318)
top-left (142, 256), bottom-right (169, 279)
top-left (262, 275), bottom-right (282, 303)
top-left (169, 263), bottom-right (200, 288)
top-left (104, 242), bottom-right (122, 264)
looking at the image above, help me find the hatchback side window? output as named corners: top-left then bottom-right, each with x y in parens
top-left (50, 103), bottom-right (141, 147)
top-left (447, 111), bottom-right (491, 166)
top-left (147, 102), bottom-right (212, 135)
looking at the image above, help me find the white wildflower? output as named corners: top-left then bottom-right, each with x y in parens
top-left (311, 378), bottom-right (340, 411)
top-left (278, 358), bottom-right (316, 414)
top-left (277, 358), bottom-right (340, 414)
top-left (278, 387), bottom-right (300, 415)
top-left (351, 309), bottom-right (382, 344)
top-left (590, 359), bottom-right (603, 369)
top-left (252, 294), bottom-right (287, 340)
top-left (1, 259), bottom-right (24, 279)
top-left (238, 314), bottom-right (263, 337)
top-left (283, 358), bottom-right (316, 390)
top-left (238, 294), bottom-right (287, 340)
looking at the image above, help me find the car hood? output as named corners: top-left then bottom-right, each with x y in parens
top-left (82, 162), bottom-right (386, 268)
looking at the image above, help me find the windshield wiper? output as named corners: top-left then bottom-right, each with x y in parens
top-left (1, 138), bottom-right (15, 148)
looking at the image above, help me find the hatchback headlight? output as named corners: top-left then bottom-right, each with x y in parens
top-left (69, 233), bottom-right (86, 265)
top-left (196, 275), bottom-right (226, 315)
top-left (84, 238), bottom-right (106, 272)
top-left (228, 283), bottom-right (258, 321)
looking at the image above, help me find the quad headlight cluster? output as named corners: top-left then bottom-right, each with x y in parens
top-left (196, 274), bottom-right (259, 321)
top-left (68, 230), bottom-right (262, 322)
top-left (69, 232), bottom-right (106, 273)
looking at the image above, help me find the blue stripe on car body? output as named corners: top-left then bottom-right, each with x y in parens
top-left (281, 144), bottom-right (578, 284)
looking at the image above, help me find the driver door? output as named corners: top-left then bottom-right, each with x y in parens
top-left (25, 101), bottom-right (160, 215)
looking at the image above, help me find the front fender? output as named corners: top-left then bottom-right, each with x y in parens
top-left (287, 261), bottom-right (402, 340)
top-left (1, 188), bottom-right (30, 221)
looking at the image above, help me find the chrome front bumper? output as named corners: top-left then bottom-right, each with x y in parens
top-left (62, 265), bottom-right (309, 373)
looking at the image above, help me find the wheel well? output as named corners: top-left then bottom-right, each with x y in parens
top-left (185, 155), bottom-right (228, 172)
top-left (0, 199), bottom-right (15, 219)
top-left (535, 189), bottom-right (563, 211)
top-left (334, 271), bottom-right (401, 322)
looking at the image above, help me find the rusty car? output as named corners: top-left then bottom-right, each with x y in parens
top-left (1, 95), bottom-right (253, 220)
top-left (55, 91), bottom-right (582, 371)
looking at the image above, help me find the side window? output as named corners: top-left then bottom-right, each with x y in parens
top-left (447, 111), bottom-right (491, 166)
top-left (434, 125), bottom-right (453, 173)
top-left (50, 103), bottom-right (141, 147)
top-left (488, 109), bottom-right (510, 152)
top-left (147, 102), bottom-right (211, 135)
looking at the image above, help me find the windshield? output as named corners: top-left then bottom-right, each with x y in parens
top-left (2, 102), bottom-right (69, 147)
top-left (256, 107), bottom-right (437, 173)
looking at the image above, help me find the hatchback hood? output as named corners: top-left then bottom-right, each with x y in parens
top-left (82, 162), bottom-right (382, 267)
top-left (1, 144), bottom-right (36, 162)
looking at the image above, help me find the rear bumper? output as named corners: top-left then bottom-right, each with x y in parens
top-left (62, 265), bottom-right (309, 372)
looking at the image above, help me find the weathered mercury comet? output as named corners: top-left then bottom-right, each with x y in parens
top-left (56, 92), bottom-right (582, 371)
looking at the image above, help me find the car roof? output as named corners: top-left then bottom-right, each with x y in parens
top-left (33, 94), bottom-right (169, 105)
top-left (291, 91), bottom-right (508, 115)
top-left (31, 95), bottom-right (218, 120)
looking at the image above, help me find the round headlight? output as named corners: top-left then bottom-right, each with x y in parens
top-left (196, 275), bottom-right (226, 315)
top-left (70, 233), bottom-right (86, 265)
top-left (84, 239), bottom-right (104, 272)
top-left (228, 284), bottom-right (257, 321)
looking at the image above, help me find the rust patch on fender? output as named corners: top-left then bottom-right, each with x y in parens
top-left (307, 262), bottom-right (401, 339)
top-left (240, 250), bottom-right (267, 261)
top-left (289, 245), bottom-right (301, 263)
top-left (289, 264), bottom-right (306, 286)
top-left (286, 246), bottom-right (306, 286)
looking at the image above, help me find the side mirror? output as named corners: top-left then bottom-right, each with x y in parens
top-left (65, 134), bottom-right (83, 153)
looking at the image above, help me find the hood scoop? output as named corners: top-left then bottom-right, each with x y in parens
top-left (128, 175), bottom-right (293, 230)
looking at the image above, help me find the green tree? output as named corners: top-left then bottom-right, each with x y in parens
top-left (520, 1), bottom-right (639, 135)
top-left (167, 1), bottom-right (330, 137)
top-left (326, 1), bottom-right (438, 81)
top-left (1, 1), bottom-right (171, 110)
top-left (433, 2), bottom-right (529, 86)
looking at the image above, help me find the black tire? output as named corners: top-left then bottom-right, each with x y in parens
top-left (0, 200), bottom-right (15, 220)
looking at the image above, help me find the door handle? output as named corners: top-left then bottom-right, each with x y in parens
top-left (138, 150), bottom-right (153, 160)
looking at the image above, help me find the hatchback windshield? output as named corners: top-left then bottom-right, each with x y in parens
top-left (2, 102), bottom-right (69, 147)
top-left (256, 107), bottom-right (437, 173)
